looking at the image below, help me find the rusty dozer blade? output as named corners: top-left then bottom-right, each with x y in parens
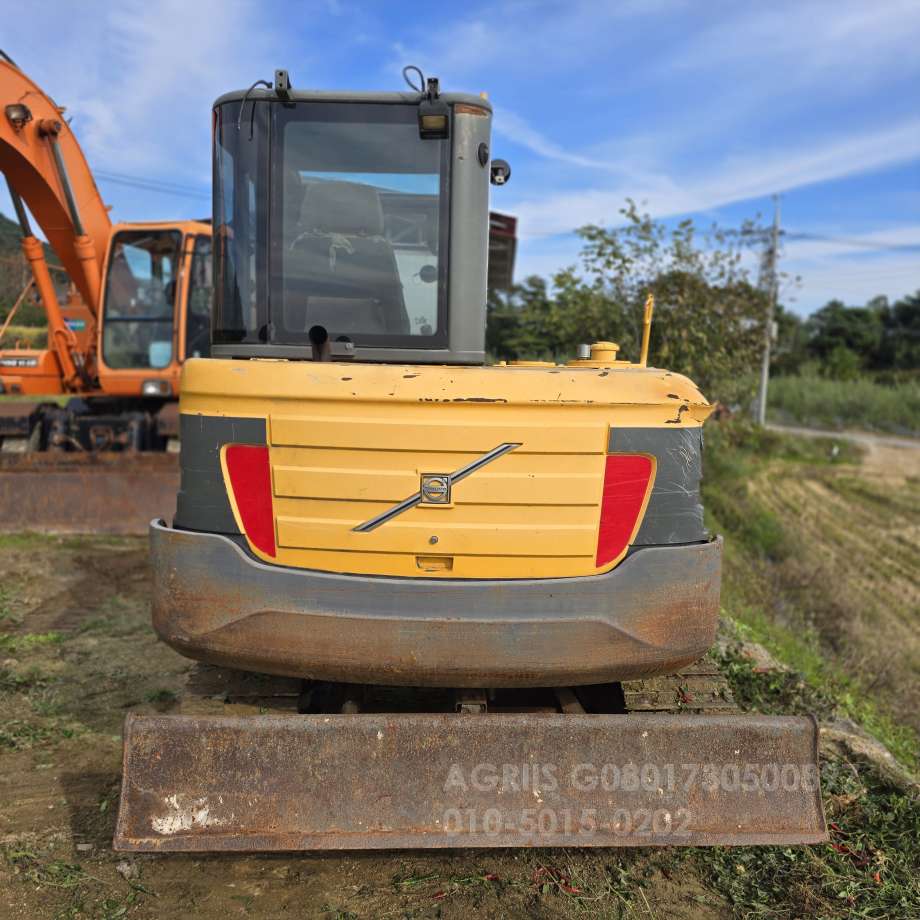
top-left (0, 453), bottom-right (178, 534)
top-left (114, 712), bottom-right (827, 851)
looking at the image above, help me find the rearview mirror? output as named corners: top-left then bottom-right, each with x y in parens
top-left (490, 159), bottom-right (511, 186)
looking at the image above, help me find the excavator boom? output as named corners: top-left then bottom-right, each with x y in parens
top-left (0, 53), bottom-right (110, 310)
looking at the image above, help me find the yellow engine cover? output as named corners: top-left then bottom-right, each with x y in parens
top-left (180, 358), bottom-right (711, 579)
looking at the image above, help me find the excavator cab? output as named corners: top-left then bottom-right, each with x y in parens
top-left (210, 81), bottom-right (484, 362)
top-left (115, 73), bottom-right (827, 851)
top-left (95, 221), bottom-right (212, 399)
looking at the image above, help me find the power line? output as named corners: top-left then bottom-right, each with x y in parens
top-left (784, 231), bottom-right (920, 254)
top-left (94, 170), bottom-right (209, 200)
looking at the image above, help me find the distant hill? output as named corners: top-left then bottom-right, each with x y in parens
top-left (0, 210), bottom-right (65, 325)
top-left (0, 209), bottom-right (24, 254)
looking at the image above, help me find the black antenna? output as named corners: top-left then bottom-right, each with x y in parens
top-left (402, 65), bottom-right (425, 93)
top-left (236, 79), bottom-right (272, 140)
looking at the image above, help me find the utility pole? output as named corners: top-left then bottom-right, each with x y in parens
top-left (756, 195), bottom-right (781, 426)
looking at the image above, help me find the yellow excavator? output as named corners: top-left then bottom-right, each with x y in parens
top-left (114, 69), bottom-right (826, 850)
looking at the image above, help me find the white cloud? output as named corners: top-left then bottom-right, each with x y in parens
top-left (387, 0), bottom-right (688, 90)
top-left (783, 225), bottom-right (920, 262)
top-left (786, 252), bottom-right (920, 312)
top-left (781, 226), bottom-right (920, 311)
top-left (5, 0), bottom-right (294, 192)
top-left (492, 108), bottom-right (626, 173)
top-left (668, 0), bottom-right (920, 93)
top-left (505, 116), bottom-right (920, 237)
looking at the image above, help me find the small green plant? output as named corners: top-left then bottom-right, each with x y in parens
top-left (0, 586), bottom-right (13, 622)
top-left (694, 755), bottom-right (920, 918)
top-left (0, 719), bottom-right (56, 751)
top-left (144, 688), bottom-right (178, 706)
top-left (0, 631), bottom-right (66, 655)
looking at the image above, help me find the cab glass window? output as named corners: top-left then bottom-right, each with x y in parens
top-left (211, 98), bottom-right (449, 350)
top-left (102, 230), bottom-right (180, 369)
top-left (185, 235), bottom-right (212, 358)
top-left (274, 105), bottom-right (448, 346)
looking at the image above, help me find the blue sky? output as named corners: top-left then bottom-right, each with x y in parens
top-left (3, 0), bottom-right (919, 315)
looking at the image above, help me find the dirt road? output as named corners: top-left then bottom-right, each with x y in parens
top-left (767, 423), bottom-right (920, 480)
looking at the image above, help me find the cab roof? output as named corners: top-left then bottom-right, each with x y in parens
top-left (213, 88), bottom-right (492, 111)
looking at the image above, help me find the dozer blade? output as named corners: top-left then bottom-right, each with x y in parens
top-left (114, 712), bottom-right (827, 851)
top-left (0, 453), bottom-right (178, 534)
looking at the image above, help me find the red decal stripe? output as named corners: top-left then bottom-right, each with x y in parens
top-left (595, 454), bottom-right (653, 567)
top-left (225, 444), bottom-right (276, 558)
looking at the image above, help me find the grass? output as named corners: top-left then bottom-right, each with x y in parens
top-left (3, 847), bottom-right (148, 919)
top-left (0, 532), bottom-right (136, 551)
top-left (144, 688), bottom-right (178, 706)
top-left (694, 418), bottom-right (920, 920)
top-left (694, 647), bottom-right (920, 919)
top-left (703, 420), bottom-right (861, 562)
top-left (0, 631), bottom-right (66, 655)
top-left (703, 419), bottom-right (920, 770)
top-left (0, 617), bottom-right (79, 751)
top-left (768, 372), bottom-right (920, 436)
top-left (0, 585), bottom-right (20, 626)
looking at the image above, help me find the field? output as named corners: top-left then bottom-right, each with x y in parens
top-left (768, 373), bottom-right (920, 437)
top-left (0, 325), bottom-right (46, 349)
top-left (0, 423), bottom-right (918, 919)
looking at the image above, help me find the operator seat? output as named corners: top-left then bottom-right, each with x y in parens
top-left (283, 179), bottom-right (409, 336)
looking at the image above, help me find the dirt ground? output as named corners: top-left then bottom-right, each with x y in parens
top-left (0, 534), bottom-right (733, 920)
top-left (1, 430), bottom-right (917, 919)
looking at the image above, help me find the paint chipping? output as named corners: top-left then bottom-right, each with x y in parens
top-left (665, 405), bottom-right (689, 424)
top-left (151, 794), bottom-right (228, 836)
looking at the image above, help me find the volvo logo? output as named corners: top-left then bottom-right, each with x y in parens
top-left (420, 474), bottom-right (451, 504)
top-left (353, 442), bottom-right (522, 533)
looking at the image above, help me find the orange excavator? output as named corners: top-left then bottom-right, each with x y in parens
top-left (0, 51), bottom-right (212, 443)
top-left (0, 51), bottom-right (211, 530)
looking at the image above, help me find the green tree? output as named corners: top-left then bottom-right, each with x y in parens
top-left (878, 291), bottom-right (920, 370)
top-left (485, 201), bottom-right (771, 402)
top-left (805, 299), bottom-right (883, 370)
top-left (772, 304), bottom-right (809, 375)
top-left (576, 201), bottom-right (767, 396)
